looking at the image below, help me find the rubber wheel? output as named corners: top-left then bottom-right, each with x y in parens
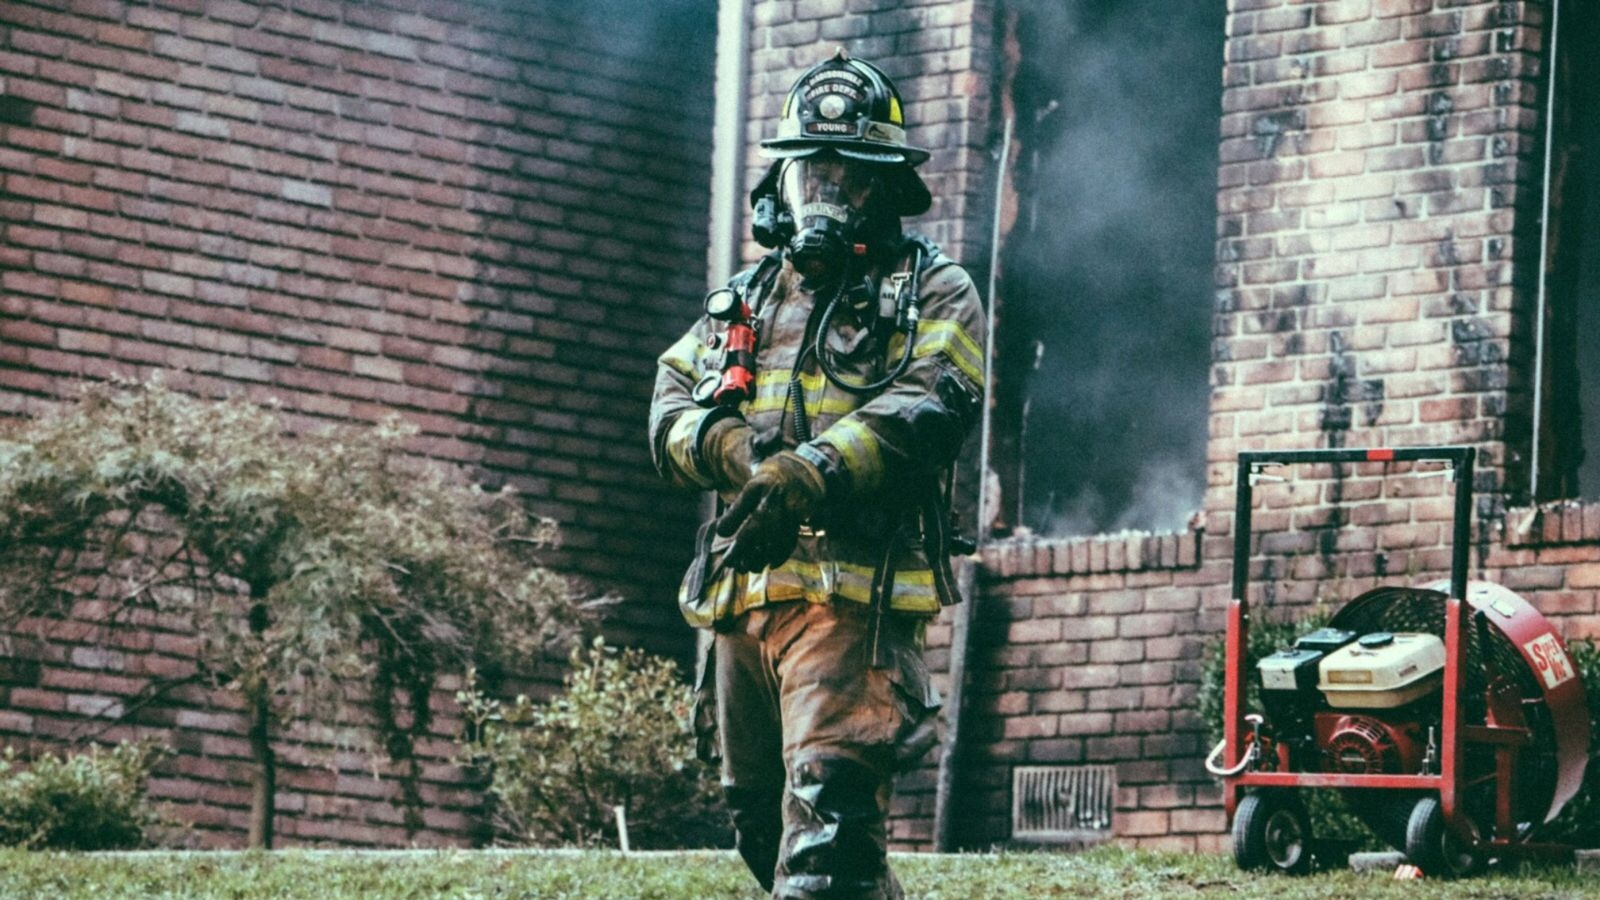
top-left (1233, 792), bottom-right (1313, 875)
top-left (1403, 796), bottom-right (1483, 878)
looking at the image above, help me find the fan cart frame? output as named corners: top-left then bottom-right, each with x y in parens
top-left (1220, 445), bottom-right (1589, 873)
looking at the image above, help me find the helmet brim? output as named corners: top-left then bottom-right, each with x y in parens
top-left (759, 139), bottom-right (931, 167)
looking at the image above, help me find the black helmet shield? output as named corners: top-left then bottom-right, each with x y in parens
top-left (750, 50), bottom-right (932, 284)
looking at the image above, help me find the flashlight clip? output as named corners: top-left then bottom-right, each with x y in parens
top-left (695, 286), bottom-right (761, 409)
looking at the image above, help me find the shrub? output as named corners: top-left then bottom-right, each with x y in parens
top-left (1197, 607), bottom-right (1330, 749)
top-left (0, 741), bottom-right (167, 850)
top-left (458, 637), bottom-right (727, 849)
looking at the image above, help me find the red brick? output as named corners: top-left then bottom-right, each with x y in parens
top-left (0, 319), bottom-right (57, 346)
top-left (1001, 715), bottom-right (1059, 740)
top-left (1119, 810), bottom-right (1171, 837)
top-left (1171, 808), bottom-right (1227, 834)
top-left (1089, 639), bottom-right (1144, 664)
top-left (1007, 619), bottom-right (1061, 644)
top-left (1568, 565), bottom-right (1600, 589)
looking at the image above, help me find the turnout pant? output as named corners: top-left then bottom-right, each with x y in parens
top-left (701, 600), bottom-right (940, 900)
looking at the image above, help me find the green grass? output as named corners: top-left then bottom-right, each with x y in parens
top-left (0, 846), bottom-right (1595, 899)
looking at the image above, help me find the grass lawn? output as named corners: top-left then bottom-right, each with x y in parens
top-left (1, 845), bottom-right (1597, 899)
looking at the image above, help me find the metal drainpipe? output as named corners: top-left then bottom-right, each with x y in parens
top-left (1530, 0), bottom-right (1562, 499)
top-left (697, 0), bottom-right (751, 678)
top-left (934, 114), bottom-right (1013, 853)
top-left (709, 0), bottom-right (751, 288)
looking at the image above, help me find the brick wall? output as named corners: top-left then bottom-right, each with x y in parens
top-left (0, 0), bottom-right (713, 846)
top-left (0, 0), bottom-right (714, 646)
top-left (945, 0), bottom-right (1597, 854)
top-left (1209, 0), bottom-right (1583, 690)
top-left (952, 529), bottom-right (1216, 849)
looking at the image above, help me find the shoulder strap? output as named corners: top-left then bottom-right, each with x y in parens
top-left (900, 232), bottom-right (940, 272)
top-left (728, 251), bottom-right (783, 305)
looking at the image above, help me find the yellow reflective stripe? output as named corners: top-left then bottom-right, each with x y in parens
top-left (680, 569), bottom-right (744, 628)
top-left (921, 319), bottom-right (983, 377)
top-left (664, 409), bottom-right (714, 488)
top-left (832, 560), bottom-right (935, 605)
top-left (747, 370), bottom-right (808, 414)
top-left (658, 332), bottom-right (710, 381)
top-left (748, 395), bottom-right (861, 417)
top-left (682, 558), bottom-right (939, 626)
top-left (888, 319), bottom-right (985, 387)
top-left (816, 417), bottom-right (884, 489)
top-left (754, 368), bottom-right (825, 394)
top-left (747, 369), bottom-right (861, 417)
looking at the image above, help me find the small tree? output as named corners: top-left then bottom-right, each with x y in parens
top-left (0, 378), bottom-right (584, 847)
top-left (458, 637), bottom-right (727, 849)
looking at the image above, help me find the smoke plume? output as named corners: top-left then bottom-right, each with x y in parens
top-left (997, 0), bottom-right (1224, 536)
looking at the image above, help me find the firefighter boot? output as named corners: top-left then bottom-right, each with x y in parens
top-left (773, 753), bottom-right (901, 900)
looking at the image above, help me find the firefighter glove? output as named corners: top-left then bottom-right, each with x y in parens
top-left (715, 449), bottom-right (826, 573)
top-left (701, 416), bottom-right (757, 490)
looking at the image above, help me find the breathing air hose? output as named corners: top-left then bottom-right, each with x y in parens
top-left (788, 376), bottom-right (811, 443)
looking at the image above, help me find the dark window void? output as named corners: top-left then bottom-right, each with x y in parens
top-left (988, 0), bottom-right (1223, 537)
top-left (1537, 0), bottom-right (1600, 502)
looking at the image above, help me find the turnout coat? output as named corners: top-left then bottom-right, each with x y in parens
top-left (649, 238), bottom-right (987, 629)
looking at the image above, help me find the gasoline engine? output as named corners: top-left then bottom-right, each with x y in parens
top-left (1258, 627), bottom-right (1443, 780)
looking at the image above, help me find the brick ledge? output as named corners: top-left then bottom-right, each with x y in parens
top-left (979, 524), bottom-right (1204, 579)
top-left (1506, 499), bottom-right (1600, 548)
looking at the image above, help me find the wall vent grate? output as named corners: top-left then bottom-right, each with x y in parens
top-left (1011, 764), bottom-right (1116, 844)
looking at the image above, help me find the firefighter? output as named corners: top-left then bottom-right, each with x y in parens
top-left (649, 50), bottom-right (986, 899)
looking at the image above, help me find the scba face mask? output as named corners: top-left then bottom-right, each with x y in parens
top-left (780, 156), bottom-right (887, 286)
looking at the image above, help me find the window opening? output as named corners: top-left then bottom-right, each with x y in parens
top-left (1534, 0), bottom-right (1600, 502)
top-left (989, 0), bottom-right (1223, 537)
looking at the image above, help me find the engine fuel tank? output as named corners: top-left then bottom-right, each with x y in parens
top-left (1317, 632), bottom-right (1445, 710)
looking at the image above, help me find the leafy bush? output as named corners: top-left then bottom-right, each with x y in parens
top-left (0, 378), bottom-right (581, 730)
top-left (0, 741), bottom-right (167, 850)
top-left (1197, 608), bottom-right (1330, 749)
top-left (458, 637), bottom-right (727, 849)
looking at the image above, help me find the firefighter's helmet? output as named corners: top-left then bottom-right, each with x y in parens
top-left (762, 49), bottom-right (930, 166)
top-left (756, 49), bottom-right (931, 217)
